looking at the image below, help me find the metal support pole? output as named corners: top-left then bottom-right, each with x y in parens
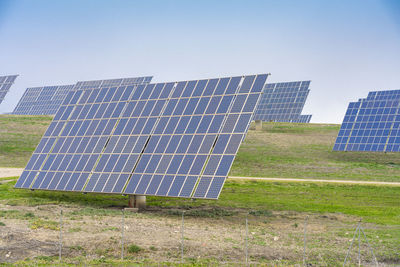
top-left (245, 215), bottom-right (249, 266)
top-left (358, 225), bottom-right (361, 267)
top-left (121, 209), bottom-right (125, 260)
top-left (181, 211), bottom-right (185, 263)
top-left (59, 209), bottom-right (63, 262)
top-left (360, 226), bottom-right (379, 267)
top-left (303, 215), bottom-right (308, 267)
top-left (344, 222), bottom-right (360, 266)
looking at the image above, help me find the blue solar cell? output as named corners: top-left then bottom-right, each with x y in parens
top-left (213, 134), bottom-right (230, 154)
top-left (175, 117), bottom-right (191, 134)
top-left (176, 135), bottom-right (193, 153)
top-left (221, 114), bottom-right (239, 133)
top-left (215, 155), bottom-right (235, 176)
top-left (178, 176), bottom-right (197, 197)
top-left (203, 155), bottom-right (222, 175)
top-left (168, 176), bottom-right (186, 196)
top-left (122, 154), bottom-right (139, 172)
top-left (239, 75), bottom-right (255, 94)
top-left (226, 134), bottom-right (244, 154)
top-left (156, 175), bottom-right (174, 195)
top-left (192, 80), bottom-right (207, 97)
top-left (73, 172), bottom-right (90, 191)
top-left (39, 171), bottom-right (55, 189)
top-left (102, 174), bottom-right (120, 192)
top-left (135, 174), bottom-right (152, 194)
top-left (203, 79), bottom-right (218, 96)
top-left (112, 174), bottom-right (130, 193)
top-left (185, 116), bottom-right (202, 133)
top-left (177, 155), bottom-right (195, 175)
top-left (197, 115), bottom-right (213, 133)
top-left (234, 114), bottom-right (252, 132)
top-left (142, 100), bottom-right (156, 116)
top-left (199, 135), bottom-right (217, 154)
top-left (193, 176), bottom-right (212, 198)
top-left (156, 155), bottom-right (173, 173)
top-left (173, 98), bottom-right (189, 115)
top-left (166, 155), bottom-right (184, 174)
top-left (206, 177), bottom-right (226, 199)
top-left (124, 174), bottom-right (141, 194)
top-left (31, 172), bottom-right (47, 189)
top-left (84, 173), bottom-right (101, 192)
top-left (145, 155), bottom-right (162, 173)
top-left (57, 172), bottom-right (72, 190)
top-left (182, 81), bottom-right (197, 98)
top-left (145, 175), bottom-right (163, 195)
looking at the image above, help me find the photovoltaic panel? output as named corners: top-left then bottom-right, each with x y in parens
top-left (254, 80), bottom-right (312, 123)
top-left (15, 74), bottom-right (269, 199)
top-left (333, 89), bottom-right (400, 152)
top-left (0, 75), bottom-right (18, 105)
top-left (292, 114), bottom-right (312, 123)
top-left (12, 76), bottom-right (153, 115)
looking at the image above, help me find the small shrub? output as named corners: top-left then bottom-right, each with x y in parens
top-left (0, 222), bottom-right (5, 226)
top-left (127, 244), bottom-right (142, 254)
top-left (24, 212), bottom-right (35, 218)
top-left (149, 246), bottom-right (157, 251)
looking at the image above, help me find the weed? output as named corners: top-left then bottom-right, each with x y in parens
top-left (30, 219), bottom-right (59, 230)
top-left (0, 221), bottom-right (5, 226)
top-left (127, 244), bottom-right (142, 254)
top-left (69, 227), bottom-right (82, 233)
top-left (249, 209), bottom-right (272, 217)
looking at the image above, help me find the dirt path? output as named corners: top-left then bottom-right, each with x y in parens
top-left (229, 176), bottom-right (400, 186)
top-left (0, 168), bottom-right (23, 179)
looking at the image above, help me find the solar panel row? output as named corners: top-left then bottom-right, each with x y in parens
top-left (12, 76), bottom-right (153, 115)
top-left (334, 89), bottom-right (400, 152)
top-left (0, 75), bottom-right (18, 105)
top-left (254, 81), bottom-right (311, 123)
top-left (15, 74), bottom-right (269, 199)
top-left (292, 114), bottom-right (312, 123)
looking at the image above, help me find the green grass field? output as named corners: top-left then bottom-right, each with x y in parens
top-left (0, 115), bottom-right (52, 167)
top-left (233, 122), bottom-right (400, 181)
top-left (0, 115), bottom-right (399, 265)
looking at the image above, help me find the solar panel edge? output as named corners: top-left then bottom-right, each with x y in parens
top-left (191, 74), bottom-right (269, 199)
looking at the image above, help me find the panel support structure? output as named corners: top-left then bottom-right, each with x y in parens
top-left (255, 120), bottom-right (263, 131)
top-left (128, 195), bottom-right (146, 210)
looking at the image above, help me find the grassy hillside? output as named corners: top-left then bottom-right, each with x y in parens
top-left (1, 115), bottom-right (400, 182)
top-left (0, 115), bottom-right (53, 167)
top-left (232, 122), bottom-right (400, 182)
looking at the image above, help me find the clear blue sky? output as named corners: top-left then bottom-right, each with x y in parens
top-left (1, 0), bottom-right (399, 123)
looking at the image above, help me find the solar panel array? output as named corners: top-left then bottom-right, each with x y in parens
top-left (13, 76), bottom-right (153, 115)
top-left (15, 74), bottom-right (269, 199)
top-left (254, 81), bottom-right (312, 123)
top-left (292, 114), bottom-right (312, 123)
top-left (13, 85), bottom-right (75, 115)
top-left (333, 89), bottom-right (400, 152)
top-left (0, 75), bottom-right (18, 105)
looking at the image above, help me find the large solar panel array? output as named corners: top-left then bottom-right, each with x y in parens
top-left (254, 81), bottom-right (312, 123)
top-left (15, 74), bottom-right (269, 199)
top-left (333, 89), bottom-right (400, 152)
top-left (0, 75), bottom-right (18, 105)
top-left (12, 76), bottom-right (152, 115)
